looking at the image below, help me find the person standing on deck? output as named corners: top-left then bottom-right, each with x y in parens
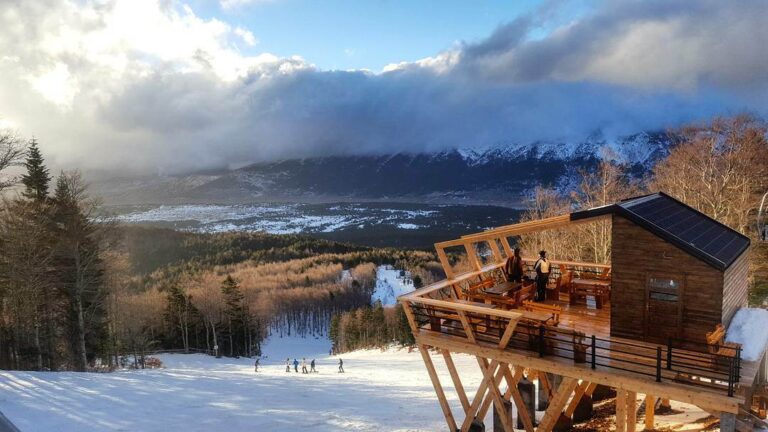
top-left (293, 358), bottom-right (299, 373)
top-left (534, 250), bottom-right (550, 302)
top-left (285, 358), bottom-right (291, 372)
top-left (310, 359), bottom-right (317, 373)
top-left (505, 247), bottom-right (524, 283)
top-left (338, 358), bottom-right (344, 373)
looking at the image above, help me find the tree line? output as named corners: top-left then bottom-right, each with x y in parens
top-left (329, 302), bottom-right (415, 354)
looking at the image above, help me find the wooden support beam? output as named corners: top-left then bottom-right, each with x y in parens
top-left (498, 318), bottom-right (518, 349)
top-left (565, 380), bottom-right (589, 417)
top-left (417, 345), bottom-right (457, 432)
top-left (461, 360), bottom-right (501, 432)
top-left (501, 365), bottom-right (535, 432)
top-left (415, 331), bottom-right (742, 414)
top-left (457, 310), bottom-right (477, 344)
top-left (442, 350), bottom-right (470, 414)
top-left (626, 391), bottom-right (637, 432)
top-left (499, 237), bottom-right (513, 257)
top-left (401, 300), bottom-right (419, 333)
top-left (476, 357), bottom-right (515, 432)
top-left (584, 382), bottom-right (598, 397)
top-left (435, 247), bottom-right (454, 279)
top-left (539, 371), bottom-right (552, 400)
top-left (464, 242), bottom-right (482, 271)
top-left (644, 394), bottom-right (655, 430)
top-left (538, 377), bottom-right (578, 431)
top-left (488, 239), bottom-right (503, 263)
top-left (476, 362), bottom-right (508, 424)
top-left (616, 390), bottom-right (627, 432)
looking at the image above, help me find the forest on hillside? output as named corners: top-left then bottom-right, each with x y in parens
top-left (1, 114), bottom-right (767, 370)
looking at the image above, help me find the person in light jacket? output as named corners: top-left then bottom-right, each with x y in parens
top-left (533, 250), bottom-right (550, 302)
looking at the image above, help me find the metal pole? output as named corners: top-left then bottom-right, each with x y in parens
top-left (656, 347), bottom-right (662, 382)
top-left (666, 338), bottom-right (673, 370)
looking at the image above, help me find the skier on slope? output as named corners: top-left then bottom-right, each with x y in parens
top-left (310, 359), bottom-right (317, 373)
top-left (293, 358), bottom-right (299, 373)
top-left (285, 358), bottom-right (290, 372)
top-left (338, 358), bottom-right (344, 373)
top-left (301, 358), bottom-right (308, 374)
top-left (254, 358), bottom-right (260, 372)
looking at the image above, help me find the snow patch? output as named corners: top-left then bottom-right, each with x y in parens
top-left (371, 265), bottom-right (414, 306)
top-left (726, 308), bottom-right (768, 361)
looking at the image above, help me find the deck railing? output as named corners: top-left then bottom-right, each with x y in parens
top-left (405, 296), bottom-right (742, 397)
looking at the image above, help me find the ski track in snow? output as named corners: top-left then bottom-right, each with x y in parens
top-left (0, 336), bottom-right (487, 432)
top-left (370, 266), bottom-right (415, 306)
top-left (0, 334), bottom-right (714, 432)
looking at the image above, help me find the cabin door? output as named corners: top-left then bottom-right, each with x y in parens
top-left (644, 276), bottom-right (683, 342)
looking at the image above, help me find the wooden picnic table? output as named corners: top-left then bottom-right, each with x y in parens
top-left (520, 310), bottom-right (557, 326)
top-left (570, 278), bottom-right (611, 308)
top-left (483, 281), bottom-right (523, 296)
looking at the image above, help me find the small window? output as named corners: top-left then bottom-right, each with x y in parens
top-left (650, 292), bottom-right (678, 302)
top-left (649, 278), bottom-right (680, 291)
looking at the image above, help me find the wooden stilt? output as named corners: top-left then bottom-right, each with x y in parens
top-left (565, 381), bottom-right (589, 417)
top-left (537, 377), bottom-right (578, 431)
top-left (502, 366), bottom-right (535, 432)
top-left (616, 390), bottom-right (627, 432)
top-left (644, 394), bottom-right (655, 430)
top-left (626, 391), bottom-right (637, 432)
top-left (476, 357), bottom-right (515, 432)
top-left (477, 362), bottom-right (508, 420)
top-left (461, 360), bottom-right (501, 432)
top-left (442, 349), bottom-right (470, 414)
top-left (417, 345), bottom-right (457, 432)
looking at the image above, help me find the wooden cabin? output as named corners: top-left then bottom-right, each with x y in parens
top-left (398, 191), bottom-right (764, 432)
top-left (572, 192), bottom-right (751, 344)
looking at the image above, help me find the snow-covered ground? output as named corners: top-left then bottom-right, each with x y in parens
top-left (371, 265), bottom-right (415, 306)
top-left (0, 336), bottom-right (714, 432)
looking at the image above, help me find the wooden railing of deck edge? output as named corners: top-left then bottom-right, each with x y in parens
top-left (397, 259), bottom-right (611, 302)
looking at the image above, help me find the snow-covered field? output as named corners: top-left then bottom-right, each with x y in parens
top-left (0, 336), bottom-right (714, 432)
top-left (371, 265), bottom-right (415, 305)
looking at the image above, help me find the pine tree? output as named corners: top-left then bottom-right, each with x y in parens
top-left (221, 275), bottom-right (245, 357)
top-left (21, 139), bottom-right (51, 202)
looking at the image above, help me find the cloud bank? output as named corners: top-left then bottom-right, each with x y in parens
top-left (0, 0), bottom-right (767, 174)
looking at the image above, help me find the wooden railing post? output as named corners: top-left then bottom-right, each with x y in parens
top-left (538, 325), bottom-right (545, 358)
top-left (666, 338), bottom-right (673, 370)
top-left (591, 335), bottom-right (596, 369)
top-left (655, 347), bottom-right (662, 382)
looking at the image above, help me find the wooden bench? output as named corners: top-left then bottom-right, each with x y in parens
top-left (466, 279), bottom-right (495, 302)
top-left (521, 300), bottom-right (562, 326)
top-left (706, 324), bottom-right (741, 359)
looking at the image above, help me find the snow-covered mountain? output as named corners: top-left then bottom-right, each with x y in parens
top-left (90, 131), bottom-right (672, 206)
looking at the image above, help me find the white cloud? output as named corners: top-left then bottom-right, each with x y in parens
top-left (0, 0), bottom-right (766, 176)
top-left (220, 0), bottom-right (275, 10)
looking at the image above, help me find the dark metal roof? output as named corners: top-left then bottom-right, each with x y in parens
top-left (571, 192), bottom-right (750, 271)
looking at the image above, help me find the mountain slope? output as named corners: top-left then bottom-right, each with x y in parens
top-left (91, 132), bottom-right (672, 206)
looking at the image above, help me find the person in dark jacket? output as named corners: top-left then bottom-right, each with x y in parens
top-left (338, 358), bottom-right (344, 373)
top-left (254, 358), bottom-right (260, 372)
top-left (533, 250), bottom-right (550, 302)
top-left (310, 359), bottom-right (317, 373)
top-left (293, 358), bottom-right (299, 373)
top-left (504, 247), bottom-right (524, 282)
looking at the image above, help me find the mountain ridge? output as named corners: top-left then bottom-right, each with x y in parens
top-left (90, 131), bottom-right (672, 206)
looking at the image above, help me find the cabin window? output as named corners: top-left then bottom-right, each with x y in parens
top-left (649, 291), bottom-right (678, 302)
top-left (648, 278), bottom-right (680, 291)
top-left (648, 277), bottom-right (680, 302)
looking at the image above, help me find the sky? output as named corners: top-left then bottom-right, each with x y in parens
top-left (0, 0), bottom-right (767, 175)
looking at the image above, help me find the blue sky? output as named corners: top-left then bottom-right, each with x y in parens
top-left (193, 0), bottom-right (591, 71)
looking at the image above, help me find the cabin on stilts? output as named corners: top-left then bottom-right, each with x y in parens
top-left (398, 192), bottom-right (768, 432)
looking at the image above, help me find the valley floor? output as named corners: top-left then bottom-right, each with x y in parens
top-left (0, 336), bottom-right (716, 431)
